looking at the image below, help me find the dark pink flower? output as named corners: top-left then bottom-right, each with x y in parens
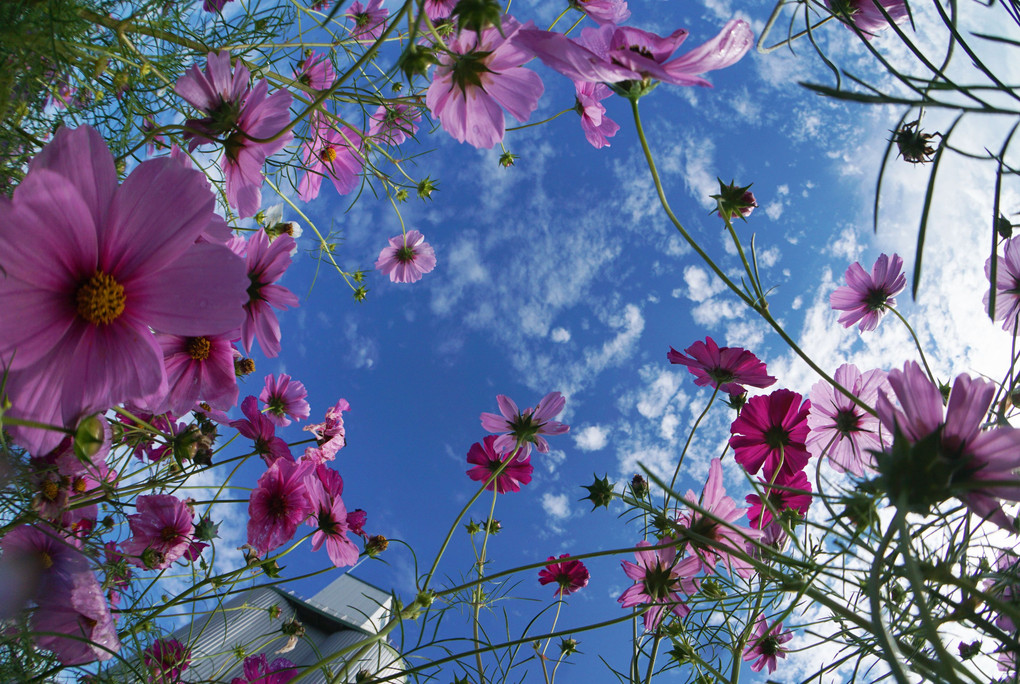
top-left (745, 468), bottom-right (812, 530)
top-left (175, 52), bottom-right (293, 218)
top-left (346, 508), bottom-right (367, 537)
top-left (144, 638), bottom-right (191, 684)
top-left (480, 391), bottom-right (569, 458)
top-left (806, 363), bottom-right (890, 476)
top-left (297, 116), bottom-right (363, 201)
top-left (826, 0), bottom-right (909, 38)
top-left (575, 81), bottom-right (619, 149)
top-left (538, 554), bottom-right (590, 596)
top-left (730, 389), bottom-right (812, 479)
top-left (676, 458), bottom-right (760, 578)
top-left (984, 236), bottom-right (1020, 332)
top-left (260, 373), bottom-right (310, 427)
top-left (294, 51), bottom-right (335, 90)
top-left (230, 654), bottom-right (298, 684)
top-left (247, 459), bottom-right (313, 556)
top-left (466, 435), bottom-right (534, 493)
top-left (426, 15), bottom-right (544, 149)
top-left (375, 230), bottom-right (437, 283)
top-left (304, 470), bottom-right (359, 567)
top-left (575, 0), bottom-right (630, 25)
top-left (346, 0), bottom-right (389, 41)
top-left (233, 396), bottom-right (293, 466)
top-left (830, 253), bottom-right (905, 332)
top-left (242, 229), bottom-right (300, 358)
top-left (150, 333), bottom-right (239, 415)
top-left (743, 615), bottom-right (792, 673)
top-left (368, 103), bottom-right (421, 146)
top-left (0, 125), bottom-right (246, 454)
top-left (122, 494), bottom-right (196, 570)
top-left (668, 337), bottom-right (776, 396)
top-left (515, 20), bottom-right (752, 88)
top-left (618, 539), bottom-right (700, 631)
top-left (204, 0), bottom-right (234, 11)
top-left (876, 361), bottom-right (1020, 530)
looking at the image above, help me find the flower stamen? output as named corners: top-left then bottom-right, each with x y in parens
top-left (76, 271), bottom-right (126, 325)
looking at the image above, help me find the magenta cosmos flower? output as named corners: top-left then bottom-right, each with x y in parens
top-left (231, 654), bottom-right (298, 684)
top-left (346, 0), bottom-right (388, 41)
top-left (247, 459), bottom-right (313, 556)
top-left (807, 363), bottom-right (890, 476)
top-left (743, 615), bottom-right (793, 673)
top-left (830, 253), bottom-right (905, 332)
top-left (575, 0), bottom-right (630, 25)
top-left (826, 0), bottom-right (909, 38)
top-left (375, 230), bottom-right (437, 283)
top-left (175, 51), bottom-right (293, 218)
top-left (150, 332), bottom-right (239, 415)
top-left (876, 361), bottom-right (1020, 530)
top-left (426, 15), bottom-right (544, 149)
top-left (232, 395), bottom-right (293, 466)
top-left (538, 554), bottom-right (590, 596)
top-left (466, 435), bottom-right (534, 494)
top-left (730, 389), bottom-right (812, 479)
top-left (122, 494), bottom-right (196, 570)
top-left (618, 539), bottom-right (701, 631)
top-left (144, 638), bottom-right (191, 684)
top-left (984, 236), bottom-right (1020, 332)
top-left (676, 458), bottom-right (760, 578)
top-left (575, 81), bottom-right (620, 149)
top-left (745, 468), bottom-right (812, 530)
top-left (260, 373), bottom-right (310, 427)
top-left (294, 51), bottom-right (335, 90)
top-left (668, 337), bottom-right (776, 396)
top-left (480, 391), bottom-right (569, 459)
top-left (297, 116), bottom-right (363, 202)
top-left (303, 398), bottom-right (349, 463)
top-left (515, 19), bottom-right (752, 89)
top-left (304, 470), bottom-right (359, 567)
top-left (242, 229), bottom-right (300, 358)
top-left (0, 125), bottom-right (246, 455)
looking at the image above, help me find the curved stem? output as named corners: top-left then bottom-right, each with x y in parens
top-left (888, 306), bottom-right (936, 384)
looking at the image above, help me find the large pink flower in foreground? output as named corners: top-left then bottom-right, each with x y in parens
top-left (121, 494), bottom-right (196, 570)
top-left (0, 125), bottom-right (246, 454)
top-left (830, 253), bottom-right (905, 332)
top-left (375, 230), bottom-right (437, 283)
top-left (426, 15), bottom-right (544, 148)
top-left (876, 361), bottom-right (1020, 530)
top-left (466, 435), bottom-right (534, 493)
top-left (668, 337), bottom-right (776, 396)
top-left (985, 236), bottom-right (1020, 332)
top-left (806, 363), bottom-right (890, 476)
top-left (730, 389), bottom-right (811, 479)
top-left (480, 391), bottom-right (569, 458)
top-left (248, 459), bottom-right (313, 556)
top-left (618, 539), bottom-right (700, 631)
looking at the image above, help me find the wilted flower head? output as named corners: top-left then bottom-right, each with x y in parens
top-left (480, 391), bottom-right (569, 458)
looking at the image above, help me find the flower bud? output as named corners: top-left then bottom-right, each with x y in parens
top-left (417, 176), bottom-right (438, 200)
top-left (711, 179), bottom-right (757, 224)
top-left (366, 534), bottom-right (388, 556)
top-left (498, 151), bottom-right (518, 168)
top-left (558, 638), bottom-right (579, 656)
top-left (194, 516), bottom-right (221, 542)
top-left (451, 0), bottom-right (503, 33)
top-left (73, 414), bottom-right (106, 462)
top-left (629, 474), bottom-right (648, 499)
top-left (398, 45), bottom-right (436, 80)
top-left (580, 473), bottom-right (614, 511)
top-left (997, 214), bottom-right (1014, 239)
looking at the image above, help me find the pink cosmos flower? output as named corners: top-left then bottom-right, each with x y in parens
top-left (346, 508), bottom-right (367, 537)
top-left (297, 116), bottom-right (363, 202)
top-left (806, 363), bottom-right (890, 476)
top-left (260, 373), bottom-right (310, 427)
top-left (368, 103), bottom-right (422, 146)
top-left (876, 361), bottom-right (1020, 530)
top-left (668, 337), bottom-right (776, 396)
top-left (0, 125), bottom-right (247, 455)
top-left (676, 458), bottom-right (760, 578)
top-left (347, 0), bottom-right (388, 41)
top-left (230, 654), bottom-right (298, 684)
top-left (514, 19), bottom-right (752, 88)
top-left (480, 391), bottom-right (569, 459)
top-left (294, 51), bottom-right (335, 91)
top-left (247, 459), bottom-right (313, 556)
top-left (743, 615), bottom-right (792, 673)
top-left (122, 494), bottom-right (196, 570)
top-left (375, 230), bottom-right (437, 283)
top-left (538, 554), bottom-right (590, 596)
top-left (242, 229), bottom-right (300, 358)
top-left (730, 389), bottom-right (812, 479)
top-left (426, 15), bottom-right (544, 149)
top-left (175, 51), bottom-right (293, 218)
top-left (144, 638), bottom-right (191, 684)
top-left (0, 525), bottom-right (89, 619)
top-left (984, 236), bottom-right (1020, 332)
top-left (233, 395), bottom-right (293, 466)
top-left (103, 541), bottom-right (131, 610)
top-left (466, 435), bottom-right (534, 493)
top-left (745, 468), bottom-right (812, 530)
top-left (423, 0), bottom-right (456, 20)
top-left (830, 253), bottom-right (906, 332)
top-left (204, 0), bottom-right (234, 11)
top-left (303, 398), bottom-right (349, 463)
top-left (984, 550), bottom-right (1019, 635)
top-left (149, 333), bottom-right (239, 416)
top-left (575, 0), bottom-right (630, 25)
top-left (618, 539), bottom-right (701, 631)
top-left (575, 81), bottom-right (620, 149)
top-left (304, 470), bottom-right (359, 567)
top-left (826, 0), bottom-right (909, 38)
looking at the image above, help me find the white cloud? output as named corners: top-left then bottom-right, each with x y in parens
top-left (550, 327), bottom-right (571, 343)
top-left (573, 425), bottom-right (609, 451)
top-left (541, 492), bottom-right (570, 520)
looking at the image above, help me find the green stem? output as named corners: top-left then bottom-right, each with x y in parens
top-left (888, 306), bottom-right (937, 384)
top-left (666, 386), bottom-right (718, 507)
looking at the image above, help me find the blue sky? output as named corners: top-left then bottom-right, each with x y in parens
top-left (171, 0), bottom-right (1020, 681)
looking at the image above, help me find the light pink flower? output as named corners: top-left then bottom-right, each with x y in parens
top-left (745, 468), bottom-right (812, 529)
top-left (260, 373), bottom-right (310, 427)
top-left (538, 554), bottom-right (590, 596)
top-left (305, 470), bottom-right (359, 567)
top-left (232, 395), bottom-right (293, 466)
top-left (423, 0), bottom-right (457, 20)
top-left (346, 0), bottom-right (388, 41)
top-left (466, 435), bottom-right (534, 493)
top-left (294, 51), bottom-right (335, 90)
top-left (368, 103), bottom-right (421, 146)
top-left (31, 566), bottom-right (121, 664)
top-left (242, 229), bottom-right (300, 358)
top-left (375, 230), bottom-right (437, 283)
top-left (876, 361), bottom-right (1020, 530)
top-left (668, 337), bottom-right (776, 396)
top-left (807, 363), bottom-right (890, 476)
top-left (984, 236), bottom-right (1020, 332)
top-left (297, 116), bottom-right (363, 201)
top-left (303, 399), bottom-right (349, 463)
top-left (575, 81), bottom-right (619, 149)
top-left (247, 459), bottom-right (313, 556)
top-left (121, 494), bottom-right (196, 570)
top-left (830, 253), bottom-right (905, 332)
top-left (480, 391), bottom-right (569, 459)
top-left (743, 616), bottom-right (792, 673)
top-left (0, 125), bottom-right (246, 454)
top-left (730, 389), bottom-right (812, 479)
top-left (150, 333), bottom-right (239, 415)
top-left (575, 0), bottom-right (630, 25)
top-left (826, 0), bottom-right (909, 38)
top-left (426, 15), bottom-right (544, 149)
top-left (618, 539), bottom-right (700, 631)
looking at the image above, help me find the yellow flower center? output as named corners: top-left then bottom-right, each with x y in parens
top-left (40, 551), bottom-right (53, 570)
top-left (187, 336), bottom-right (212, 361)
top-left (319, 145), bottom-right (338, 163)
top-left (75, 271), bottom-right (126, 325)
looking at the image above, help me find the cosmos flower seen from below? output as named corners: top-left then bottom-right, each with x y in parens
top-left (375, 230), bottom-right (437, 283)
top-left (830, 253), bottom-right (905, 332)
top-left (826, 0), bottom-right (909, 38)
top-left (480, 391), bottom-right (569, 458)
top-left (260, 373), bottom-right (310, 427)
top-left (668, 337), bottom-right (776, 396)
top-left (538, 554), bottom-right (590, 596)
top-left (121, 494), bottom-right (196, 570)
top-left (806, 363), bottom-right (890, 476)
top-left (730, 389), bottom-right (812, 479)
top-left (743, 615), bottom-right (792, 673)
top-left (242, 229), bottom-right (300, 358)
top-left (618, 539), bottom-right (700, 631)
top-left (575, 81), bottom-right (619, 148)
top-left (985, 236), bottom-right (1020, 332)
top-left (466, 435), bottom-right (534, 493)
